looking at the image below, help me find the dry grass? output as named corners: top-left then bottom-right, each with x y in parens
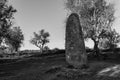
top-left (0, 55), bottom-right (120, 80)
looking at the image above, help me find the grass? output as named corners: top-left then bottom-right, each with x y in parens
top-left (0, 54), bottom-right (120, 80)
top-left (51, 61), bottom-right (117, 80)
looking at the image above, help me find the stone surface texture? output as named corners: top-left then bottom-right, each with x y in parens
top-left (65, 13), bottom-right (87, 68)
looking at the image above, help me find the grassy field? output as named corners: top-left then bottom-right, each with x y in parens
top-left (0, 53), bottom-right (120, 80)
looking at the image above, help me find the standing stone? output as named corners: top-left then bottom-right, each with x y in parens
top-left (65, 13), bottom-right (87, 68)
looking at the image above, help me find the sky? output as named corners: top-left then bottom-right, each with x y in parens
top-left (8, 0), bottom-right (120, 50)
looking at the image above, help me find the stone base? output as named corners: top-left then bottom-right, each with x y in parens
top-left (66, 62), bottom-right (89, 69)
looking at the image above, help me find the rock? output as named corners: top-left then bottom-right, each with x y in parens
top-left (65, 13), bottom-right (87, 68)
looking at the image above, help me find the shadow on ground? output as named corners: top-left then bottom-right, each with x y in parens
top-left (0, 54), bottom-right (120, 80)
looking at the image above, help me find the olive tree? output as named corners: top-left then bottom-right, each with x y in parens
top-left (30, 29), bottom-right (50, 53)
top-left (0, 0), bottom-right (24, 52)
top-left (7, 27), bottom-right (24, 51)
top-left (65, 0), bottom-right (115, 57)
top-left (99, 29), bottom-right (120, 49)
top-left (0, 0), bottom-right (16, 43)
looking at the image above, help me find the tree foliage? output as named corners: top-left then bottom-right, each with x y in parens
top-left (99, 29), bottom-right (120, 49)
top-left (30, 29), bottom-right (50, 52)
top-left (65, 0), bottom-right (116, 55)
top-left (7, 27), bottom-right (24, 51)
top-left (0, 0), bottom-right (16, 37)
top-left (0, 0), bottom-right (24, 52)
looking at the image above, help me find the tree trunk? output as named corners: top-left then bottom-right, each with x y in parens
top-left (40, 44), bottom-right (44, 53)
top-left (92, 38), bottom-right (100, 59)
top-left (15, 47), bottom-right (18, 52)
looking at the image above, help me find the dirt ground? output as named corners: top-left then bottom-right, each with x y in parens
top-left (0, 55), bottom-right (120, 80)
